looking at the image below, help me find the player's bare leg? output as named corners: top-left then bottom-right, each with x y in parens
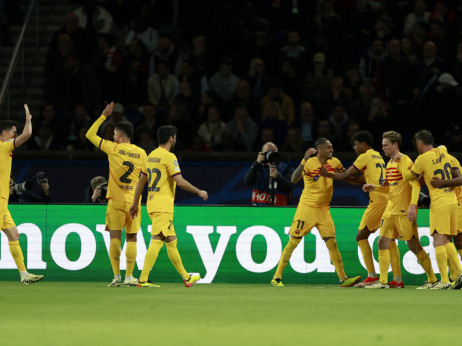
top-left (2, 227), bottom-right (44, 285)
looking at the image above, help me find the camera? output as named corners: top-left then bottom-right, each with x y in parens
top-left (35, 172), bottom-right (47, 184)
top-left (261, 151), bottom-right (281, 167)
top-left (100, 183), bottom-right (108, 199)
top-left (13, 181), bottom-right (33, 195)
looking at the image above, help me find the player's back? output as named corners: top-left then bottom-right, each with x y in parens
top-left (415, 146), bottom-right (457, 208)
top-left (299, 156), bottom-right (343, 207)
top-left (102, 141), bottom-right (147, 203)
top-left (353, 149), bottom-right (388, 202)
top-left (146, 146), bottom-right (181, 214)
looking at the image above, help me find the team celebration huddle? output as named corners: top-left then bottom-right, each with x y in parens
top-left (2, 103), bottom-right (462, 290)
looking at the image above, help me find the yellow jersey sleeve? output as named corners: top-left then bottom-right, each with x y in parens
top-left (166, 154), bottom-right (181, 177)
top-left (86, 115), bottom-right (106, 148)
top-left (353, 153), bottom-right (368, 171)
top-left (0, 139), bottom-right (15, 200)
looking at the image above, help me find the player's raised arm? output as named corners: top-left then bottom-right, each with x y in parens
top-left (14, 104), bottom-right (33, 148)
top-left (86, 102), bottom-right (114, 147)
top-left (173, 174), bottom-right (208, 201)
top-left (291, 148), bottom-right (316, 184)
top-left (129, 172), bottom-right (148, 218)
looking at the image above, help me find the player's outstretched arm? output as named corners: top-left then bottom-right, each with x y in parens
top-left (173, 174), bottom-right (208, 201)
top-left (86, 102), bottom-right (114, 147)
top-left (14, 104), bottom-right (33, 148)
top-left (320, 164), bottom-right (361, 184)
top-left (291, 148), bottom-right (316, 183)
top-left (129, 172), bottom-right (148, 218)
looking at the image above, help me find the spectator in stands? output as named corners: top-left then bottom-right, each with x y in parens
top-left (316, 119), bottom-right (332, 141)
top-left (259, 101), bottom-right (288, 148)
top-left (28, 121), bottom-right (63, 151)
top-left (66, 124), bottom-right (93, 151)
top-left (225, 79), bottom-right (254, 121)
top-left (208, 57), bottom-right (239, 102)
top-left (226, 104), bottom-right (257, 151)
top-left (67, 104), bottom-right (92, 145)
top-left (403, 0), bottom-right (430, 36)
top-left (358, 39), bottom-right (385, 83)
top-left (261, 80), bottom-right (295, 125)
top-left (165, 103), bottom-right (194, 150)
top-left (119, 57), bottom-right (148, 107)
top-left (147, 61), bottom-right (178, 111)
top-left (214, 129), bottom-right (247, 152)
top-left (93, 34), bottom-right (122, 100)
top-left (364, 96), bottom-right (389, 140)
top-left (279, 30), bottom-right (308, 75)
top-left (35, 104), bottom-right (66, 149)
top-left (351, 82), bottom-right (375, 124)
top-left (413, 41), bottom-right (448, 96)
top-left (74, 0), bottom-right (113, 36)
top-left (125, 15), bottom-right (159, 54)
top-left (279, 58), bottom-right (303, 108)
top-left (84, 176), bottom-right (108, 204)
top-left (292, 101), bottom-right (318, 148)
top-left (282, 126), bottom-right (304, 152)
top-left (243, 141), bottom-right (293, 206)
top-left (135, 125), bottom-right (156, 154)
top-left (242, 57), bottom-right (270, 103)
top-left (197, 90), bottom-right (217, 124)
top-left (429, 20), bottom-right (453, 59)
top-left (149, 34), bottom-right (182, 76)
top-left (189, 35), bottom-right (214, 78)
top-left (328, 104), bottom-right (351, 150)
top-left (186, 135), bottom-right (211, 152)
top-left (197, 106), bottom-right (227, 150)
top-left (136, 103), bottom-right (163, 136)
top-left (304, 52), bottom-right (334, 106)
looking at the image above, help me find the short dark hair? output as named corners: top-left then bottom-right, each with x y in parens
top-left (0, 120), bottom-right (17, 134)
top-left (314, 137), bottom-right (329, 149)
top-left (382, 131), bottom-right (402, 148)
top-left (352, 131), bottom-right (373, 146)
top-left (414, 130), bottom-right (433, 146)
top-left (157, 125), bottom-right (177, 145)
top-left (114, 122), bottom-right (134, 140)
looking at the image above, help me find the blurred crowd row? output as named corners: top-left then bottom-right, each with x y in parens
top-left (3, 0), bottom-right (462, 153)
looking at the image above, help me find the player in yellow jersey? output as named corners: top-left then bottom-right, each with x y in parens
top-left (320, 131), bottom-right (403, 287)
top-left (271, 138), bottom-right (361, 287)
top-left (0, 105), bottom-right (44, 285)
top-left (403, 130), bottom-right (462, 289)
top-left (86, 102), bottom-right (148, 287)
top-left (362, 131), bottom-right (438, 289)
top-left (129, 125), bottom-right (208, 288)
top-left (428, 148), bottom-right (462, 285)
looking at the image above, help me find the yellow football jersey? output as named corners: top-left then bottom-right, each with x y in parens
top-left (353, 148), bottom-right (388, 202)
top-left (144, 147), bottom-right (181, 214)
top-left (299, 156), bottom-right (344, 207)
top-left (87, 115), bottom-right (147, 203)
top-left (0, 139), bottom-right (15, 201)
top-left (412, 146), bottom-right (457, 208)
top-left (100, 141), bottom-right (147, 203)
top-left (379, 154), bottom-right (420, 216)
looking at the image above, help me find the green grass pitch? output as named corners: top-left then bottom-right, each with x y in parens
top-left (1, 281), bottom-right (461, 345)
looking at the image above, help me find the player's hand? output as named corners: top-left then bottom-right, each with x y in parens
top-left (381, 180), bottom-right (389, 187)
top-left (102, 102), bottom-right (114, 117)
top-left (129, 204), bottom-right (138, 219)
top-left (257, 151), bottom-right (265, 163)
top-left (430, 176), bottom-right (445, 188)
top-left (362, 184), bottom-right (375, 192)
top-left (319, 166), bottom-right (328, 177)
top-left (304, 148), bottom-right (316, 160)
top-left (24, 104), bottom-right (32, 121)
top-left (269, 167), bottom-right (279, 179)
top-left (198, 190), bottom-right (208, 201)
top-left (407, 204), bottom-right (417, 222)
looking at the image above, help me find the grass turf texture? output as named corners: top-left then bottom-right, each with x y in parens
top-left (1, 282), bottom-right (461, 345)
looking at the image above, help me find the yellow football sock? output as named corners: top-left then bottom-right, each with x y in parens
top-left (140, 239), bottom-right (164, 282)
top-left (445, 242), bottom-right (462, 279)
top-left (166, 239), bottom-right (189, 281)
top-left (357, 239), bottom-right (375, 275)
top-left (389, 241), bottom-right (401, 278)
top-left (274, 237), bottom-right (301, 279)
top-left (325, 238), bottom-right (347, 281)
top-left (416, 249), bottom-right (437, 283)
top-left (378, 249), bottom-right (390, 284)
top-left (435, 246), bottom-right (449, 283)
top-left (8, 240), bottom-right (26, 272)
top-left (125, 241), bottom-right (137, 277)
top-left (109, 238), bottom-right (121, 276)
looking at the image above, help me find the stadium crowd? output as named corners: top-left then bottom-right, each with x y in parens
top-left (3, 0), bottom-right (462, 153)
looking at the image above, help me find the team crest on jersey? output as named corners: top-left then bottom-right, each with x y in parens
top-left (313, 175), bottom-right (320, 181)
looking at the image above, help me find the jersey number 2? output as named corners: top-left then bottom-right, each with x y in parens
top-left (147, 168), bottom-right (161, 192)
top-left (120, 161), bottom-right (134, 183)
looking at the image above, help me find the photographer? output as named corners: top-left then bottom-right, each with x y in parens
top-left (84, 176), bottom-right (108, 204)
top-left (9, 173), bottom-right (50, 204)
top-left (243, 142), bottom-right (293, 205)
